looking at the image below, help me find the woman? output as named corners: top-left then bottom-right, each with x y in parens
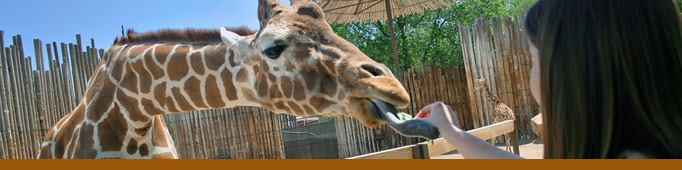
top-left (417, 0), bottom-right (682, 159)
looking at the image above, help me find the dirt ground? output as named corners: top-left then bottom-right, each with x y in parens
top-left (431, 137), bottom-right (544, 159)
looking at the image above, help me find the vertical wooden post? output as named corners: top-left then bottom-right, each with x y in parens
top-left (384, 0), bottom-right (401, 80)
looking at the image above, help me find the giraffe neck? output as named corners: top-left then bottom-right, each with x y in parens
top-left (480, 84), bottom-right (502, 106)
top-left (40, 42), bottom-right (263, 159)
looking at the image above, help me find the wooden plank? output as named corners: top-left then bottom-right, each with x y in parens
top-left (349, 119), bottom-right (515, 159)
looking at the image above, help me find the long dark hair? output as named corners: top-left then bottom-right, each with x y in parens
top-left (525, 0), bottom-right (682, 159)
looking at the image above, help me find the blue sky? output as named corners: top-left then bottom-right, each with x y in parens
top-left (1, 0), bottom-right (290, 70)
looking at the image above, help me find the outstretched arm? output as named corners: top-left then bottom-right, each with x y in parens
top-left (416, 102), bottom-right (523, 159)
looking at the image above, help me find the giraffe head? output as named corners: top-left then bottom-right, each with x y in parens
top-left (474, 78), bottom-right (486, 90)
top-left (219, 0), bottom-right (410, 127)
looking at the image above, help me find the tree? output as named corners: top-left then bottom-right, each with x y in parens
top-left (331, 0), bottom-right (538, 72)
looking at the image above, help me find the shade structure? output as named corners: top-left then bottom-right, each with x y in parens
top-left (317, 0), bottom-right (459, 79)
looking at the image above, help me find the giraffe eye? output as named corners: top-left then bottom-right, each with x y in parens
top-left (263, 45), bottom-right (288, 59)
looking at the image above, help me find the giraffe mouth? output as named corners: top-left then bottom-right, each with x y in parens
top-left (369, 99), bottom-right (440, 140)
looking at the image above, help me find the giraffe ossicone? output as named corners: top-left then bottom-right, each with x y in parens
top-left (38, 0), bottom-right (411, 159)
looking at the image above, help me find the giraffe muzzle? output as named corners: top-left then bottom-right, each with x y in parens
top-left (369, 99), bottom-right (440, 140)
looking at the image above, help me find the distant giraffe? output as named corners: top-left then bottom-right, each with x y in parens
top-left (474, 78), bottom-right (516, 151)
top-left (37, 0), bottom-right (410, 159)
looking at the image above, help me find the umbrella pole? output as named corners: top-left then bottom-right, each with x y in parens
top-left (385, 0), bottom-right (402, 80)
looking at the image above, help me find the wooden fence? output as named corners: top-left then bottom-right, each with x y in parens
top-left (459, 12), bottom-right (540, 139)
top-left (0, 30), bottom-right (286, 159)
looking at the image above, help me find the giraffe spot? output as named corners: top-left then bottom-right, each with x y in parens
top-left (273, 67), bottom-right (280, 71)
top-left (293, 77), bottom-right (306, 101)
top-left (293, 42), bottom-right (314, 60)
top-left (274, 101), bottom-right (291, 113)
top-left (167, 46), bottom-right (189, 81)
top-left (116, 89), bottom-right (150, 122)
top-left (268, 73), bottom-right (277, 83)
top-left (132, 60), bottom-right (153, 93)
top-left (135, 121), bottom-right (152, 136)
top-left (287, 101), bottom-right (304, 115)
top-left (236, 68), bottom-right (249, 83)
top-left (190, 52), bottom-right (205, 75)
top-left (66, 125), bottom-right (81, 158)
top-left (285, 61), bottom-right (296, 71)
top-left (144, 48), bottom-right (165, 79)
top-left (280, 76), bottom-right (293, 98)
top-left (99, 104), bottom-right (128, 152)
top-left (139, 144), bottom-right (150, 157)
top-left (302, 70), bottom-right (321, 91)
top-left (141, 98), bottom-right (164, 116)
top-left (73, 124), bottom-right (97, 158)
top-left (86, 70), bottom-right (116, 122)
top-left (39, 144), bottom-right (52, 159)
top-left (121, 63), bottom-right (139, 93)
top-left (53, 106), bottom-right (85, 159)
top-left (205, 75), bottom-right (226, 108)
top-left (172, 87), bottom-right (194, 111)
top-left (302, 105), bottom-right (315, 116)
top-left (85, 66), bottom-right (104, 102)
top-left (152, 117), bottom-right (170, 147)
top-left (127, 139), bottom-right (138, 154)
top-left (269, 85), bottom-right (283, 99)
top-left (241, 87), bottom-right (258, 102)
top-left (309, 96), bottom-right (334, 113)
top-left (228, 49), bottom-right (240, 67)
top-left (257, 74), bottom-right (269, 98)
top-left (260, 102), bottom-right (275, 111)
top-left (155, 45), bottom-right (174, 64)
top-left (321, 77), bottom-right (337, 97)
top-left (184, 76), bottom-right (208, 108)
top-left (337, 88), bottom-right (345, 101)
top-left (153, 82), bottom-right (171, 110)
top-left (110, 55), bottom-right (126, 81)
top-left (297, 7), bottom-right (320, 19)
top-left (220, 69), bottom-right (239, 101)
top-left (129, 45), bottom-right (151, 58)
top-left (317, 60), bottom-right (334, 75)
top-left (206, 46), bottom-right (226, 70)
top-left (324, 60), bottom-right (337, 75)
top-left (261, 62), bottom-right (270, 72)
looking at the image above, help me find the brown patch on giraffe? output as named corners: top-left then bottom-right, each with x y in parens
top-left (99, 104), bottom-right (128, 152)
top-left (152, 117), bottom-right (170, 147)
top-left (183, 76), bottom-right (208, 108)
top-left (66, 125), bottom-right (81, 158)
top-left (337, 88), bottom-right (346, 101)
top-left (297, 7), bottom-right (321, 19)
top-left (129, 45), bottom-right (152, 58)
top-left (287, 101), bottom-right (304, 114)
top-left (269, 84), bottom-right (283, 99)
top-left (135, 121), bottom-right (152, 136)
top-left (309, 96), bottom-right (334, 113)
top-left (241, 87), bottom-right (258, 102)
top-left (235, 68), bottom-right (250, 83)
top-left (189, 52), bottom-right (205, 75)
top-left (153, 152), bottom-right (175, 159)
top-left (205, 75), bottom-right (226, 108)
top-left (293, 41), bottom-right (314, 60)
top-left (268, 73), bottom-right (277, 83)
top-left (153, 82), bottom-right (181, 113)
top-left (227, 49), bottom-right (240, 67)
top-left (273, 67), bottom-right (280, 71)
top-left (116, 89), bottom-right (150, 122)
top-left (127, 139), bottom-right (138, 155)
top-left (285, 61), bottom-right (296, 71)
top-left (260, 102), bottom-right (275, 111)
top-left (114, 27), bottom-right (256, 45)
top-left (206, 46), bottom-right (226, 71)
top-left (323, 60), bottom-right (337, 75)
top-left (144, 49), bottom-right (165, 79)
top-left (73, 124), bottom-right (98, 158)
top-left (220, 68), bottom-right (239, 101)
top-left (274, 101), bottom-right (291, 113)
top-left (139, 144), bottom-right (150, 157)
top-left (39, 144), bottom-right (52, 159)
top-left (167, 45), bottom-right (190, 81)
top-left (302, 105), bottom-right (315, 116)
top-left (141, 98), bottom-right (164, 116)
top-left (293, 77), bottom-right (306, 101)
top-left (53, 106), bottom-right (85, 159)
top-left (302, 70), bottom-right (321, 91)
top-left (280, 76), bottom-right (293, 98)
top-left (86, 70), bottom-right (117, 122)
top-left (132, 60), bottom-right (153, 93)
top-left (257, 74), bottom-right (269, 97)
top-left (171, 87), bottom-right (194, 111)
top-left (121, 63), bottom-right (139, 93)
top-left (154, 45), bottom-right (174, 64)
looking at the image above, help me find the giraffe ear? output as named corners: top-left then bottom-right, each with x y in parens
top-left (220, 27), bottom-right (242, 46)
top-left (258, 0), bottom-right (288, 29)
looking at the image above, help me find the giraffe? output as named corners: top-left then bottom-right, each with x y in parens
top-left (37, 0), bottom-right (410, 159)
top-left (474, 78), bottom-right (516, 152)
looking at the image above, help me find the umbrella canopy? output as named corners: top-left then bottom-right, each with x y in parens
top-left (316, 0), bottom-right (459, 79)
top-left (319, 0), bottom-right (457, 24)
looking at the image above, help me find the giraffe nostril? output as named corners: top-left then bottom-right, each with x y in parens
top-left (361, 64), bottom-right (386, 77)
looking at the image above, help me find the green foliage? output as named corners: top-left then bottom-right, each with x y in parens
top-left (331, 0), bottom-right (538, 71)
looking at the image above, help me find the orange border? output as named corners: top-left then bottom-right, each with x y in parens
top-left (1, 159), bottom-right (681, 170)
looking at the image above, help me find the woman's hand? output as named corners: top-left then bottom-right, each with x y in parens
top-left (415, 102), bottom-right (461, 132)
